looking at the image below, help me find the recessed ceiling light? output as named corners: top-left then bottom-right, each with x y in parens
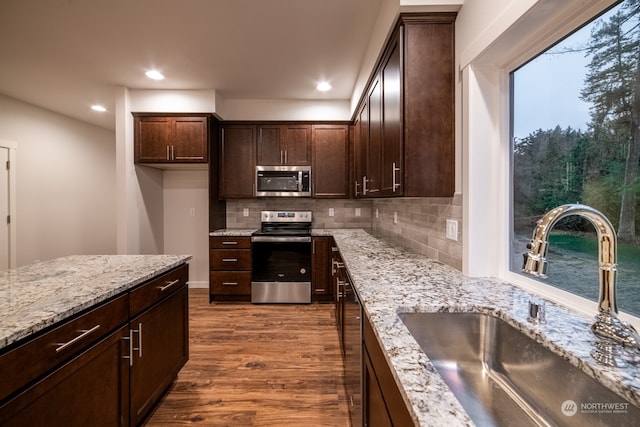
top-left (316, 82), bottom-right (332, 92)
top-left (145, 70), bottom-right (165, 80)
top-left (91, 104), bottom-right (107, 112)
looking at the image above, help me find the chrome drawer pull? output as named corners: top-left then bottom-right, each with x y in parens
top-left (222, 241), bottom-right (238, 245)
top-left (158, 279), bottom-right (180, 292)
top-left (55, 324), bottom-right (101, 353)
top-left (222, 282), bottom-right (238, 286)
top-left (222, 258), bottom-right (238, 262)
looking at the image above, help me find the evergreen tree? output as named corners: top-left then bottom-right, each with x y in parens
top-left (581, 0), bottom-right (640, 241)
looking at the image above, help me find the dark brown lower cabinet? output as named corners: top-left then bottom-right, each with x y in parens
top-left (0, 264), bottom-right (189, 427)
top-left (363, 314), bottom-right (414, 427)
top-left (0, 325), bottom-right (130, 427)
top-left (312, 236), bottom-right (332, 301)
top-left (130, 285), bottom-right (189, 426)
top-left (364, 349), bottom-right (392, 427)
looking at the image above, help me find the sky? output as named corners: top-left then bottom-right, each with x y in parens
top-left (512, 23), bottom-right (594, 140)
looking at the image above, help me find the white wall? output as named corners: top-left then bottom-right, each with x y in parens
top-left (163, 170), bottom-right (209, 287)
top-left (0, 94), bottom-right (116, 266)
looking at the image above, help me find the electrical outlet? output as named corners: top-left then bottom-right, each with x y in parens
top-left (375, 208), bottom-right (379, 218)
top-left (189, 208), bottom-right (196, 217)
top-left (329, 208), bottom-right (335, 217)
top-left (355, 208), bottom-right (361, 217)
top-left (446, 219), bottom-right (458, 241)
top-left (393, 212), bottom-right (398, 224)
top-left (243, 208), bottom-right (249, 217)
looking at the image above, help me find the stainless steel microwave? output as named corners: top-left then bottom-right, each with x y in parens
top-left (255, 166), bottom-right (311, 197)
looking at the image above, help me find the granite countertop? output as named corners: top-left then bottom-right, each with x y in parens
top-left (0, 254), bottom-right (192, 350)
top-left (329, 229), bottom-right (640, 426)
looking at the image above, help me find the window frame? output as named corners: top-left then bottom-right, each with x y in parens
top-left (460, 0), bottom-right (640, 329)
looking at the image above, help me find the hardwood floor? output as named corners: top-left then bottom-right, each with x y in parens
top-left (144, 289), bottom-right (350, 426)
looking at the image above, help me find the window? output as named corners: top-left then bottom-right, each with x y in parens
top-left (510, 0), bottom-right (640, 317)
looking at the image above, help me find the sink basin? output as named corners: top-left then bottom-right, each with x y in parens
top-left (399, 312), bottom-right (639, 427)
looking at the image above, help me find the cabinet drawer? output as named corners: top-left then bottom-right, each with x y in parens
top-left (210, 250), bottom-right (251, 270)
top-left (210, 272), bottom-right (252, 295)
top-left (0, 293), bottom-right (129, 402)
top-left (129, 264), bottom-right (188, 318)
top-left (210, 236), bottom-right (251, 249)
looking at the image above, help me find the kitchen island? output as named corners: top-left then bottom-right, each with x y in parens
top-left (329, 229), bottom-right (640, 426)
top-left (0, 254), bottom-right (192, 426)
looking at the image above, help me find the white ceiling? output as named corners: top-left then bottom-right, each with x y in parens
top-left (0, 0), bottom-right (385, 130)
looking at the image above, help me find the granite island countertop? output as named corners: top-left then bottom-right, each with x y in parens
top-left (0, 254), bottom-right (192, 350)
top-left (328, 229), bottom-right (640, 426)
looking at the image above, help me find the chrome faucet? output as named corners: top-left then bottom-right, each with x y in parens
top-left (522, 204), bottom-right (640, 367)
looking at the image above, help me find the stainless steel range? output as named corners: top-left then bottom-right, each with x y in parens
top-left (251, 210), bottom-right (312, 303)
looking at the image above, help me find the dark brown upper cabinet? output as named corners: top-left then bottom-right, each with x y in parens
top-left (312, 124), bottom-right (350, 198)
top-left (219, 124), bottom-right (257, 199)
top-left (353, 13), bottom-right (456, 198)
top-left (133, 113), bottom-right (210, 165)
top-left (257, 124), bottom-right (311, 166)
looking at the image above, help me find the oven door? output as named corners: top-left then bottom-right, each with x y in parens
top-left (251, 236), bottom-right (311, 303)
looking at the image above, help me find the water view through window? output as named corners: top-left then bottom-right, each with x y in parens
top-left (511, 0), bottom-right (640, 317)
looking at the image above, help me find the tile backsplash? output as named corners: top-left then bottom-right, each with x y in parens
top-left (225, 195), bottom-right (462, 271)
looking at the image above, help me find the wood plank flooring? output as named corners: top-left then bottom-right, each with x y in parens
top-left (144, 289), bottom-right (350, 426)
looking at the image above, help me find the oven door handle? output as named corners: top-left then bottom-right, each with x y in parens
top-left (251, 236), bottom-right (311, 243)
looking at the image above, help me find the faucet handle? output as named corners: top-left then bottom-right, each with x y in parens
top-left (528, 298), bottom-right (546, 324)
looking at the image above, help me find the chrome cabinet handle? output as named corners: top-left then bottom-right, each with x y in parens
top-left (362, 176), bottom-right (368, 195)
top-left (354, 180), bottom-right (360, 197)
top-left (392, 162), bottom-right (401, 192)
top-left (158, 278), bottom-right (180, 292)
top-left (280, 150), bottom-right (284, 164)
top-left (166, 145), bottom-right (171, 160)
top-left (222, 282), bottom-right (238, 286)
top-left (55, 324), bottom-right (101, 353)
top-left (222, 258), bottom-right (238, 262)
top-left (337, 280), bottom-right (345, 300)
top-left (123, 329), bottom-right (134, 366)
top-left (284, 150), bottom-right (288, 164)
top-left (132, 323), bottom-right (142, 358)
top-left (222, 241), bottom-right (238, 245)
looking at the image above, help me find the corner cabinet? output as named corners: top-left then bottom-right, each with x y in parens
top-left (133, 113), bottom-right (210, 165)
top-left (0, 264), bottom-right (190, 427)
top-left (354, 13), bottom-right (456, 198)
top-left (219, 124), bottom-right (256, 199)
top-left (312, 125), bottom-right (350, 198)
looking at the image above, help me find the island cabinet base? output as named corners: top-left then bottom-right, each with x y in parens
top-left (0, 263), bottom-right (190, 427)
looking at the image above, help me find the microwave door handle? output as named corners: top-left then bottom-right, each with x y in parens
top-left (298, 171), bottom-right (302, 192)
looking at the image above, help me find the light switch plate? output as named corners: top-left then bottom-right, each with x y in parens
top-left (243, 208), bottom-right (249, 217)
top-left (355, 208), bottom-right (361, 217)
top-left (446, 219), bottom-right (458, 241)
top-left (393, 212), bottom-right (398, 224)
top-left (329, 208), bottom-right (335, 217)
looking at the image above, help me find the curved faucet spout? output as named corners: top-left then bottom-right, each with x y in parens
top-left (521, 204), bottom-right (638, 366)
top-left (522, 204), bottom-right (618, 315)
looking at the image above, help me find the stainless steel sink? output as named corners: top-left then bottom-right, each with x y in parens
top-left (399, 312), bottom-right (640, 427)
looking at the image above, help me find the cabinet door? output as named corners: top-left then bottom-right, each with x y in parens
top-left (282, 124), bottom-right (311, 165)
top-left (363, 349), bottom-right (392, 427)
top-left (380, 36), bottom-right (403, 196)
top-left (129, 286), bottom-right (188, 426)
top-left (173, 116), bottom-right (208, 162)
top-left (403, 18), bottom-right (455, 196)
top-left (220, 125), bottom-right (256, 198)
top-left (257, 125), bottom-right (283, 165)
top-left (312, 125), bottom-right (349, 198)
top-left (353, 104), bottom-right (368, 198)
top-left (311, 237), bottom-right (331, 299)
top-left (367, 76), bottom-right (382, 196)
top-left (0, 326), bottom-right (130, 427)
top-left (134, 116), bottom-right (173, 163)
